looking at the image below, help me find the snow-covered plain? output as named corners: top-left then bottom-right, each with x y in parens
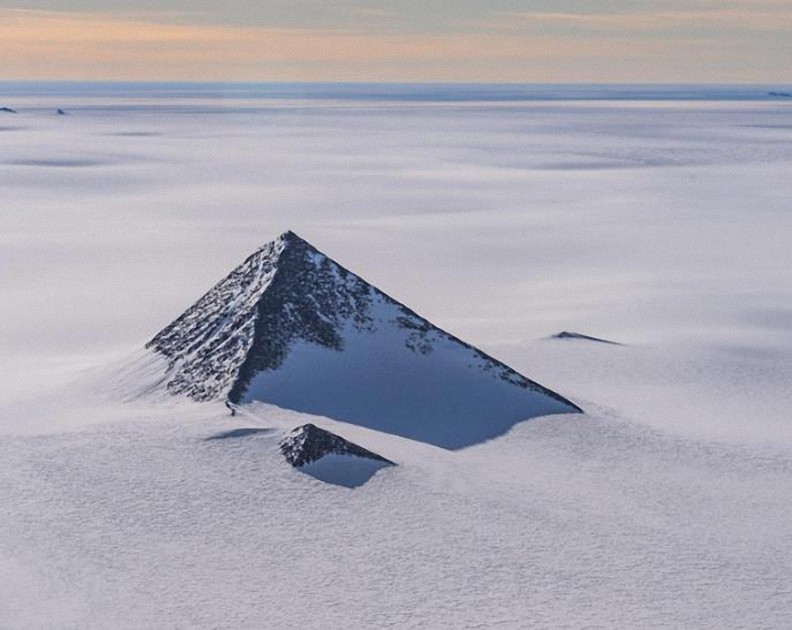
top-left (1, 84), bottom-right (791, 628)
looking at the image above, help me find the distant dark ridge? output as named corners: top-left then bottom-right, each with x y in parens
top-left (552, 331), bottom-right (623, 345)
top-left (0, 107), bottom-right (17, 114)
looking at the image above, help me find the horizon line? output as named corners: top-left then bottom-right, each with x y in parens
top-left (2, 80), bottom-right (791, 86)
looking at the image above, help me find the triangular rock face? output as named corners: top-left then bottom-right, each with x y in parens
top-left (145, 231), bottom-right (581, 448)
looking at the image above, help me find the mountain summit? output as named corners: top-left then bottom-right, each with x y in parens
top-left (143, 231), bottom-right (581, 448)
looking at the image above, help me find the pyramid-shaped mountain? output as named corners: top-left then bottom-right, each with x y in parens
top-left (145, 231), bottom-right (581, 448)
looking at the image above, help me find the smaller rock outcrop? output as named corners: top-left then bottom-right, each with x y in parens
top-left (280, 424), bottom-right (394, 468)
top-left (0, 107), bottom-right (17, 113)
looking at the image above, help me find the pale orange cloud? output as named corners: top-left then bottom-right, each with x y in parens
top-left (0, 9), bottom-right (590, 80)
top-left (0, 8), bottom-right (789, 82)
top-left (479, 8), bottom-right (792, 32)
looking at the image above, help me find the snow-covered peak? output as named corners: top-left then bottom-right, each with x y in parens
top-left (141, 231), bottom-right (581, 448)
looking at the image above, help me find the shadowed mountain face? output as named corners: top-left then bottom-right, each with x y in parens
top-left (145, 231), bottom-right (581, 448)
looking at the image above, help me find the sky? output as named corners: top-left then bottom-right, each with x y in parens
top-left (0, 0), bottom-right (791, 82)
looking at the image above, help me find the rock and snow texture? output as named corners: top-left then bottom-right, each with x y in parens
top-left (279, 423), bottom-right (394, 487)
top-left (146, 236), bottom-right (285, 401)
top-left (145, 231), bottom-right (581, 448)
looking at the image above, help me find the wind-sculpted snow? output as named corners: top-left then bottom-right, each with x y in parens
top-left (143, 231), bottom-right (580, 447)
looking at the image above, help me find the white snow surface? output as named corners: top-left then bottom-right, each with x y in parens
top-left (1, 87), bottom-right (792, 628)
